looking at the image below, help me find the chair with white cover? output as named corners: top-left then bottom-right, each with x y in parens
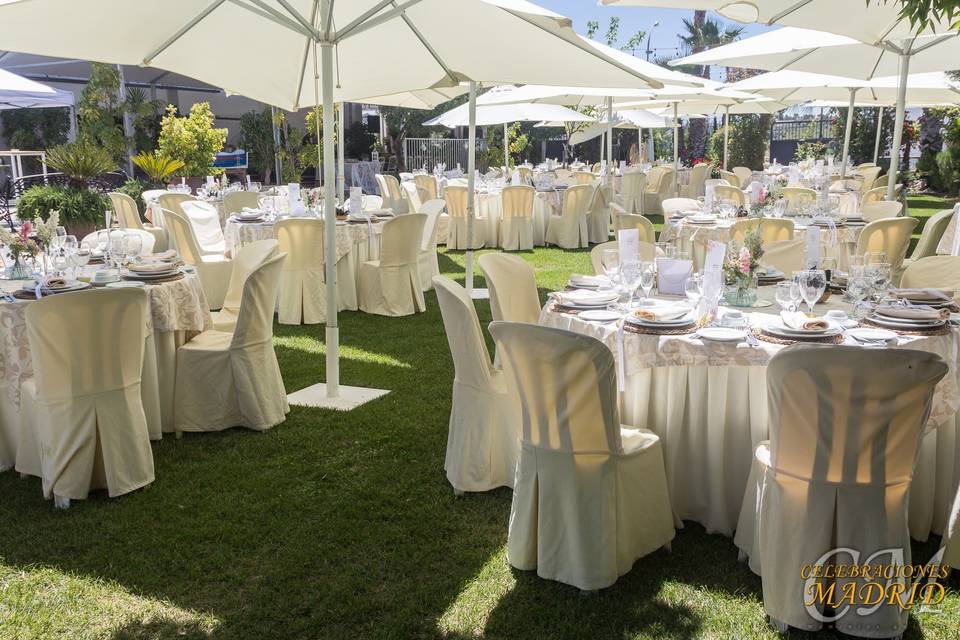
top-left (617, 170), bottom-right (646, 214)
top-left (872, 173), bottom-right (891, 190)
top-left (174, 252), bottom-right (289, 433)
top-left (731, 218), bottom-right (795, 244)
top-left (479, 253), bottom-right (540, 324)
top-left (902, 208), bottom-right (954, 271)
top-left (359, 214), bottom-right (426, 316)
top-left (414, 174), bottom-right (439, 201)
top-left (860, 200), bottom-right (903, 222)
top-left (573, 171), bottom-right (595, 186)
top-left (734, 344), bottom-right (947, 636)
top-left (488, 322), bottom-right (675, 591)
top-left (518, 166), bottom-right (533, 183)
top-left (141, 188), bottom-right (166, 210)
top-left (758, 239), bottom-right (805, 276)
top-left (156, 193), bottom-right (193, 240)
top-left (643, 167), bottom-right (675, 216)
top-left (402, 180), bottom-right (424, 214)
top-left (610, 204), bottom-right (656, 243)
top-left (719, 169), bottom-right (740, 188)
top-left (362, 194), bottom-right (384, 210)
top-left (779, 187), bottom-right (816, 213)
top-left (859, 165), bottom-right (882, 193)
top-left (586, 184), bottom-right (612, 244)
top-left (179, 200), bottom-right (227, 255)
top-left (660, 197), bottom-right (700, 219)
top-left (704, 178), bottom-right (729, 192)
top-left (375, 174), bottom-right (409, 214)
top-left (17, 288), bottom-right (154, 506)
top-left (901, 256), bottom-right (960, 306)
top-left (444, 186), bottom-right (485, 250)
top-left (713, 184), bottom-right (746, 207)
top-left (545, 184), bottom-right (592, 249)
top-left (417, 199), bottom-right (445, 291)
top-left (590, 240), bottom-right (656, 275)
top-left (732, 166), bottom-right (752, 188)
top-left (223, 191), bottom-right (260, 216)
top-left (434, 276), bottom-right (519, 493)
top-left (275, 219), bottom-right (328, 324)
top-left (680, 163), bottom-right (711, 199)
top-left (861, 185), bottom-right (902, 206)
top-left (212, 239), bottom-right (279, 332)
top-left (109, 192), bottom-right (168, 253)
top-left (854, 217), bottom-right (917, 272)
top-left (160, 208), bottom-right (232, 310)
top-left (499, 185), bottom-right (535, 251)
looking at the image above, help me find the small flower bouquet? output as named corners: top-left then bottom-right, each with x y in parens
top-left (723, 226), bottom-right (765, 307)
top-left (0, 221), bottom-right (40, 278)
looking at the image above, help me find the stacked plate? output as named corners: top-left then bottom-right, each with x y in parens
top-left (686, 214), bottom-right (717, 225)
top-left (22, 279), bottom-right (90, 295)
top-left (552, 289), bottom-right (618, 310)
top-left (868, 305), bottom-right (947, 330)
top-left (566, 274), bottom-right (609, 290)
top-left (757, 267), bottom-right (784, 285)
top-left (764, 318), bottom-right (842, 340)
top-left (889, 289), bottom-right (954, 309)
top-left (235, 209), bottom-right (265, 222)
top-left (625, 306), bottom-right (694, 329)
top-left (843, 216), bottom-right (867, 226)
top-left (123, 263), bottom-right (181, 281)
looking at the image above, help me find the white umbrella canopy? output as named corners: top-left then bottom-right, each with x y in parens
top-left (567, 109), bottom-right (674, 146)
top-left (0, 67), bottom-right (74, 109)
top-left (727, 70), bottom-right (960, 104)
top-left (423, 100), bottom-right (593, 127)
top-left (358, 87), bottom-right (468, 110)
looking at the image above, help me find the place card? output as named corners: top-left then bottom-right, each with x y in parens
top-left (656, 258), bottom-right (693, 296)
top-left (750, 181), bottom-right (763, 204)
top-left (617, 228), bottom-right (639, 264)
top-left (206, 175), bottom-right (215, 188)
top-left (349, 187), bottom-right (362, 216)
top-left (697, 240), bottom-right (726, 322)
top-left (806, 225), bottom-right (821, 268)
top-left (704, 183), bottom-right (715, 214)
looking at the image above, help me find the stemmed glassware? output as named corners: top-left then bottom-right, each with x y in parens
top-left (684, 273), bottom-right (702, 306)
top-left (639, 261), bottom-right (656, 303)
top-left (601, 249), bottom-right (620, 292)
top-left (775, 280), bottom-right (801, 312)
top-left (619, 260), bottom-right (641, 306)
top-left (124, 233), bottom-right (143, 264)
top-left (795, 270), bottom-right (827, 316)
top-left (865, 262), bottom-right (892, 303)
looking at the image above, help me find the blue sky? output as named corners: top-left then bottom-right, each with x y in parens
top-left (536, 1), bottom-right (773, 61)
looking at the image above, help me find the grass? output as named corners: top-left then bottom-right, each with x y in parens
top-left (1, 245), bottom-right (958, 640)
top-left (906, 193), bottom-right (958, 253)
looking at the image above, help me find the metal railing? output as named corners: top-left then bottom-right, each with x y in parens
top-left (403, 137), bottom-right (488, 173)
top-left (0, 150), bottom-right (48, 183)
top-left (770, 118), bottom-right (828, 142)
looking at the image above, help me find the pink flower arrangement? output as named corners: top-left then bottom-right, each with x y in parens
top-left (738, 246), bottom-right (752, 275)
top-left (19, 221), bottom-right (32, 241)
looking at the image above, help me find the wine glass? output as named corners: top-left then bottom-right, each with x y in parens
top-left (865, 251), bottom-right (887, 265)
top-left (796, 270), bottom-right (826, 316)
top-left (62, 235), bottom-right (78, 277)
top-left (125, 233), bottom-right (143, 263)
top-left (866, 262), bottom-right (892, 302)
top-left (639, 261), bottom-right (656, 302)
top-left (718, 199), bottom-right (737, 219)
top-left (684, 273), bottom-right (702, 306)
top-left (775, 280), bottom-right (800, 312)
top-left (109, 231), bottom-right (127, 268)
top-left (619, 260), bottom-right (641, 305)
top-left (601, 248), bottom-right (620, 291)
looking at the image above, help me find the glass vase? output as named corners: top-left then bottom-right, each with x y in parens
top-left (725, 273), bottom-right (758, 307)
top-left (5, 257), bottom-right (32, 280)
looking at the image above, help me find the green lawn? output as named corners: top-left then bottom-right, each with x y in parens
top-left (0, 246), bottom-right (958, 640)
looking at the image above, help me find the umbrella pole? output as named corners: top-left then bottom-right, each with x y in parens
top-left (722, 105), bottom-right (730, 171)
top-left (465, 81), bottom-right (477, 296)
top-left (888, 52), bottom-right (911, 201)
top-left (672, 102), bottom-right (679, 196)
top-left (840, 88), bottom-right (857, 179)
top-left (271, 105), bottom-right (282, 185)
top-left (504, 122), bottom-right (509, 172)
top-left (606, 96), bottom-right (613, 173)
top-left (337, 102), bottom-right (345, 204)
top-left (873, 107), bottom-right (884, 165)
top-left (318, 39), bottom-right (339, 398)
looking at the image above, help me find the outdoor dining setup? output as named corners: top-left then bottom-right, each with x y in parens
top-left (1, 0), bottom-right (960, 638)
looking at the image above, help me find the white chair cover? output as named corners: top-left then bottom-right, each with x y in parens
top-left (417, 199), bottom-right (445, 292)
top-left (901, 256), bottom-right (960, 306)
top-left (275, 219), bottom-right (327, 325)
top-left (17, 288), bottom-right (154, 501)
top-left (212, 239), bottom-right (279, 333)
top-left (703, 178), bottom-right (730, 192)
top-left (734, 344), bottom-right (947, 635)
top-left (732, 166), bottom-right (752, 188)
top-left (179, 200), bottom-right (227, 255)
top-left (110, 191), bottom-right (168, 253)
top-left (719, 169), bottom-right (741, 188)
top-left (545, 185), bottom-right (592, 249)
top-left (780, 187), bottom-right (816, 213)
top-left (660, 197), bottom-right (699, 218)
top-left (618, 170), bottom-right (647, 214)
top-left (731, 218), bottom-right (795, 244)
top-left (223, 191), bottom-right (259, 216)
top-left (855, 217), bottom-right (918, 273)
top-left (611, 206), bottom-right (657, 244)
top-left (681, 164), bottom-right (711, 199)
top-left (573, 171), bottom-right (595, 186)
top-left (375, 174), bottom-right (409, 215)
top-left (156, 192), bottom-right (193, 239)
top-left (174, 253), bottom-right (289, 432)
top-left (478, 253), bottom-right (540, 324)
top-left (860, 200), bottom-right (903, 222)
top-left (714, 184), bottom-right (746, 208)
top-left (160, 208), bottom-right (232, 310)
top-left (433, 277), bottom-right (519, 493)
top-left (358, 214), bottom-right (426, 316)
top-left (758, 239), bottom-right (805, 276)
top-left (444, 186), bottom-right (485, 250)
top-left (643, 167), bottom-right (676, 216)
top-left (414, 174), bottom-right (439, 201)
top-left (586, 184), bottom-right (612, 244)
top-left (859, 166), bottom-right (883, 193)
top-left (500, 185), bottom-right (535, 251)
top-left (488, 322), bottom-right (675, 590)
top-left (907, 207), bottom-right (953, 264)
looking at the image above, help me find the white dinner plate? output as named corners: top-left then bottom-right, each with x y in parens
top-left (23, 280), bottom-right (88, 293)
top-left (579, 310), bottom-right (621, 322)
top-left (847, 327), bottom-right (898, 342)
top-left (867, 315), bottom-right (945, 329)
top-left (765, 323), bottom-right (842, 339)
top-left (696, 327), bottom-right (746, 342)
top-left (124, 269), bottom-right (178, 280)
top-left (106, 280), bottom-right (145, 288)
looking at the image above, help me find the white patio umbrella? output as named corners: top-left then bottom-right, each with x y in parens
top-left (0, 0), bottom-right (668, 408)
top-left (567, 109), bottom-right (674, 146)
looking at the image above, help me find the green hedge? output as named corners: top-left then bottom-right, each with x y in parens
top-left (17, 184), bottom-right (109, 227)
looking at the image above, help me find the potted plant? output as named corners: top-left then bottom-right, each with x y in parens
top-left (132, 151), bottom-right (185, 188)
top-left (157, 102), bottom-right (227, 189)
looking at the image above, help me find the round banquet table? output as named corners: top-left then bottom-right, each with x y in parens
top-left (659, 217), bottom-right (865, 271)
top-left (0, 268), bottom-right (212, 470)
top-left (472, 188), bottom-right (563, 248)
top-left (223, 216), bottom-right (384, 311)
top-left (540, 285), bottom-right (960, 541)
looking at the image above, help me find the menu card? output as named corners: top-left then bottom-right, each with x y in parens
top-left (619, 160), bottom-right (627, 175)
top-left (617, 228), bottom-right (639, 264)
top-left (288, 183), bottom-right (304, 216)
top-left (697, 240), bottom-right (726, 322)
top-left (349, 186), bottom-right (362, 216)
top-left (806, 225), bottom-right (821, 268)
top-left (205, 175), bottom-right (215, 189)
top-left (704, 184), bottom-right (716, 214)
top-left (657, 258), bottom-right (693, 295)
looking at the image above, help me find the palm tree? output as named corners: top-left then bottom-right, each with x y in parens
top-left (679, 11), bottom-right (744, 161)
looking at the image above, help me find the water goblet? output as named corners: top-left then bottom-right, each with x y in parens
top-left (125, 233), bottom-right (143, 263)
top-left (775, 280), bottom-right (800, 312)
top-left (619, 260), bottom-right (641, 306)
top-left (684, 273), bottom-right (702, 306)
top-left (796, 269), bottom-right (826, 316)
top-left (639, 261), bottom-right (656, 302)
top-left (601, 248), bottom-right (620, 291)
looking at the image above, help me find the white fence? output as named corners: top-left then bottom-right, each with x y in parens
top-left (403, 137), bottom-right (487, 173)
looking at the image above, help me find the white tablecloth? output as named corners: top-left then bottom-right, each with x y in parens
top-left (0, 269), bottom-right (212, 468)
top-left (472, 189), bottom-right (561, 248)
top-left (541, 286), bottom-right (960, 540)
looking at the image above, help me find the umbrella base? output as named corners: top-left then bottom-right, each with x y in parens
top-left (288, 384), bottom-right (390, 411)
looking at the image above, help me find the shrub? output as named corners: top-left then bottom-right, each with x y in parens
top-left (44, 141), bottom-right (116, 187)
top-left (158, 102), bottom-right (227, 177)
top-left (795, 141), bottom-right (827, 161)
top-left (132, 151), bottom-right (184, 186)
top-left (17, 184), bottom-right (109, 228)
top-left (116, 179), bottom-right (146, 215)
top-left (345, 121), bottom-right (375, 160)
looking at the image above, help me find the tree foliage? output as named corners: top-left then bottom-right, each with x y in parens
top-left (239, 108), bottom-right (276, 184)
top-left (0, 108), bottom-right (70, 151)
top-left (831, 106), bottom-right (895, 166)
top-left (157, 102), bottom-right (227, 177)
top-left (44, 140), bottom-right (116, 187)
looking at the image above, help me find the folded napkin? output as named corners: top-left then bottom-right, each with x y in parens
top-left (44, 277), bottom-right (67, 288)
top-left (889, 288), bottom-right (954, 303)
top-left (781, 311), bottom-right (829, 331)
top-left (240, 207), bottom-right (260, 214)
top-left (554, 290), bottom-right (618, 306)
top-left (569, 273), bottom-right (608, 287)
top-left (128, 262), bottom-right (175, 273)
top-left (875, 304), bottom-right (949, 321)
top-left (632, 305), bottom-right (690, 322)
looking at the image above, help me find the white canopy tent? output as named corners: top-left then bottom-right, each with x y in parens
top-left (0, 0), bottom-right (670, 409)
top-left (566, 108), bottom-right (674, 148)
top-left (0, 67), bottom-right (74, 109)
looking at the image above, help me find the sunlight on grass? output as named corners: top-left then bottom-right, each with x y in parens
top-left (436, 545), bottom-right (514, 637)
top-left (273, 335), bottom-right (412, 368)
top-left (0, 564), bottom-right (220, 638)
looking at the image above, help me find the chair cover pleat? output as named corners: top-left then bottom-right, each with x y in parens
top-left (499, 185), bottom-right (535, 251)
